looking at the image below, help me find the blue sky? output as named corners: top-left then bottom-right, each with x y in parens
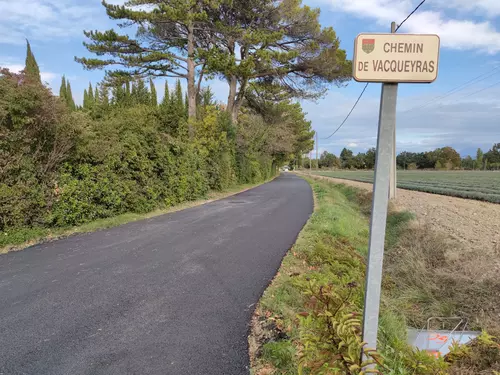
top-left (1, 0), bottom-right (499, 157)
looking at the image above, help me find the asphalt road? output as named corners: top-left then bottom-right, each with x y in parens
top-left (0, 174), bottom-right (313, 375)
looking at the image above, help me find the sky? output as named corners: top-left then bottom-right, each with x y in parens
top-left (0, 0), bottom-right (499, 157)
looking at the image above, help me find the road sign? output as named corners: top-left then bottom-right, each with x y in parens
top-left (353, 33), bottom-right (440, 83)
top-left (360, 25), bottom-right (440, 369)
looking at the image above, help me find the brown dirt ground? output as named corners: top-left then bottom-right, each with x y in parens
top-left (302, 173), bottom-right (500, 255)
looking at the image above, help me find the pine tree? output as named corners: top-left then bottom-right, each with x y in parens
top-left (59, 76), bottom-right (67, 101)
top-left (83, 89), bottom-right (89, 109)
top-left (25, 40), bottom-right (41, 83)
top-left (125, 81), bottom-right (131, 99)
top-left (174, 79), bottom-right (184, 118)
top-left (94, 86), bottom-right (100, 105)
top-left (66, 81), bottom-right (76, 110)
top-left (149, 78), bottom-right (158, 107)
top-left (99, 85), bottom-right (109, 108)
top-left (161, 82), bottom-right (170, 109)
top-left (112, 84), bottom-right (125, 106)
top-left (184, 93), bottom-right (189, 118)
top-left (131, 82), bottom-right (138, 105)
top-left (87, 83), bottom-right (94, 109)
top-left (135, 79), bottom-right (150, 105)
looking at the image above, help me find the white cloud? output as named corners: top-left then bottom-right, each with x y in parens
top-left (328, 0), bottom-right (500, 53)
top-left (0, 0), bottom-right (105, 44)
top-left (434, 0), bottom-right (500, 17)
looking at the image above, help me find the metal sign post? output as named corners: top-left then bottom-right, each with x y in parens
top-left (389, 23), bottom-right (398, 200)
top-left (352, 24), bottom-right (440, 361)
top-left (362, 80), bottom-right (398, 354)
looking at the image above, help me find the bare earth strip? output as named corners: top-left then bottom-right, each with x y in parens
top-left (301, 173), bottom-right (500, 254)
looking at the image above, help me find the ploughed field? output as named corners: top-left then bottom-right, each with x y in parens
top-left (312, 170), bottom-right (500, 203)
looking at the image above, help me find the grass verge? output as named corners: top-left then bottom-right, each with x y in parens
top-left (1, 178), bottom-right (275, 254)
top-left (250, 177), bottom-right (500, 375)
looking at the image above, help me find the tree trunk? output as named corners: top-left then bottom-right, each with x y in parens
top-left (231, 77), bottom-right (248, 123)
top-left (227, 76), bottom-right (237, 121)
top-left (226, 39), bottom-right (237, 122)
top-left (186, 20), bottom-right (196, 134)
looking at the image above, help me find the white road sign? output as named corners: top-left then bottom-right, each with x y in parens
top-left (353, 33), bottom-right (440, 83)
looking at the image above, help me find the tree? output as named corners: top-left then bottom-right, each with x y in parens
top-left (66, 81), bottom-right (76, 111)
top-left (83, 89), bottom-right (89, 109)
top-left (484, 143), bottom-right (500, 167)
top-left (59, 76), bottom-right (67, 101)
top-left (461, 156), bottom-right (474, 170)
top-left (99, 84), bottom-right (109, 108)
top-left (149, 78), bottom-right (158, 107)
top-left (161, 82), bottom-right (171, 109)
top-left (319, 151), bottom-right (339, 168)
top-left (76, 0), bottom-right (215, 123)
top-left (87, 82), bottom-right (94, 109)
top-left (435, 146), bottom-right (461, 170)
top-left (25, 40), bottom-right (41, 83)
top-left (132, 79), bottom-right (150, 105)
top-left (365, 148), bottom-right (376, 169)
top-left (340, 148), bottom-right (353, 169)
top-left (94, 86), bottom-right (100, 105)
top-left (207, 0), bottom-right (352, 122)
top-left (475, 148), bottom-right (484, 170)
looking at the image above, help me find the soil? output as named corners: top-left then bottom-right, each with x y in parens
top-left (304, 174), bottom-right (500, 254)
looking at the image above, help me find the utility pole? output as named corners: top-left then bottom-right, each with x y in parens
top-left (389, 22), bottom-right (398, 200)
top-left (362, 21), bottom-right (399, 363)
top-left (316, 132), bottom-right (319, 170)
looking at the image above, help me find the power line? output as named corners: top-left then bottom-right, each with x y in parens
top-left (433, 79), bottom-right (500, 110)
top-left (401, 65), bottom-right (500, 113)
top-left (322, 83), bottom-right (369, 139)
top-left (395, 0), bottom-right (427, 32)
top-left (322, 0), bottom-right (427, 140)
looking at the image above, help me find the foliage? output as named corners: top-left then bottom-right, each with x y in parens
top-left (1, 42), bottom-right (316, 246)
top-left (320, 151), bottom-right (341, 169)
top-left (76, 0), bottom-right (351, 122)
top-left (25, 40), bottom-right (41, 83)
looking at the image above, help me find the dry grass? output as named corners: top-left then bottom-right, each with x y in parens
top-left (384, 221), bottom-right (500, 335)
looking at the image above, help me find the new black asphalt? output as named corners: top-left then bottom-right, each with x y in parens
top-left (0, 174), bottom-right (313, 375)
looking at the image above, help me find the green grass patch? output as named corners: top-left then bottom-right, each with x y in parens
top-left (250, 177), bottom-right (500, 375)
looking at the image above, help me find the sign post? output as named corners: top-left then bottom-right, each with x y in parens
top-left (353, 27), bottom-right (440, 360)
top-left (389, 22), bottom-right (397, 200)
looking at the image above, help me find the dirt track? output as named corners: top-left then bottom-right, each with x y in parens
top-left (304, 174), bottom-right (500, 254)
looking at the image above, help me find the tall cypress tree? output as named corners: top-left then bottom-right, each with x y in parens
top-left (135, 79), bottom-right (150, 105)
top-left (99, 85), bottom-right (109, 108)
top-left (184, 93), bottom-right (189, 118)
top-left (112, 84), bottom-right (125, 106)
top-left (149, 78), bottom-right (158, 107)
top-left (59, 76), bottom-right (67, 101)
top-left (174, 80), bottom-right (184, 118)
top-left (66, 81), bottom-right (76, 110)
top-left (87, 83), bottom-right (94, 109)
top-left (161, 82), bottom-right (170, 109)
top-left (94, 86), bottom-right (100, 105)
top-left (25, 40), bottom-right (41, 83)
top-left (83, 89), bottom-right (89, 109)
